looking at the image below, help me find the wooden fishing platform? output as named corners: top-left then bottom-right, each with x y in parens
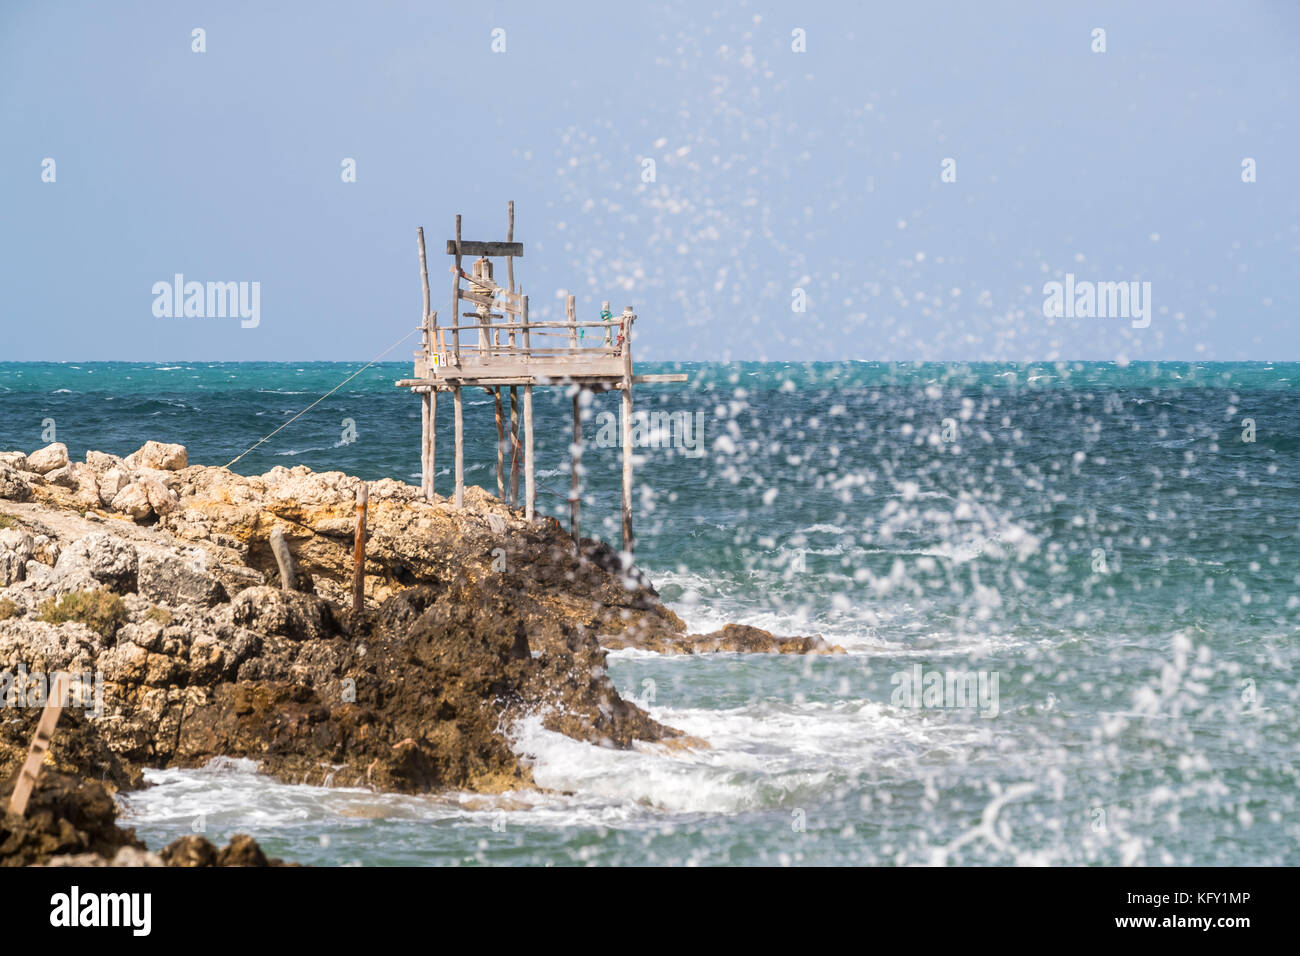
top-left (396, 202), bottom-right (687, 554)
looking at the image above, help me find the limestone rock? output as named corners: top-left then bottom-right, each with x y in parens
top-left (229, 586), bottom-right (335, 641)
top-left (96, 467), bottom-right (129, 507)
top-left (110, 482), bottom-right (153, 520)
top-left (27, 442), bottom-right (69, 475)
top-left (138, 549), bottom-right (227, 607)
top-left (0, 463), bottom-right (33, 502)
top-left (125, 440), bottom-right (188, 471)
top-left (53, 532), bottom-right (139, 593)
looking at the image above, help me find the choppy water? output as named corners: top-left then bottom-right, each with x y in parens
top-left (1, 361), bottom-right (1296, 865)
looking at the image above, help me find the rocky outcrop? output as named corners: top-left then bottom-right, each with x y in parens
top-left (0, 439), bottom-right (833, 863)
top-left (602, 622), bottom-right (844, 655)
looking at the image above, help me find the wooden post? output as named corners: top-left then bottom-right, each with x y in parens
top-left (602, 300), bottom-right (612, 348)
top-left (269, 526), bottom-right (296, 590)
top-left (571, 389), bottom-right (582, 540)
top-left (453, 386), bottom-right (464, 509)
top-left (566, 293), bottom-right (578, 351)
top-left (8, 674), bottom-right (67, 818)
top-left (505, 201), bottom-right (516, 294)
top-left (494, 387), bottom-right (506, 500)
top-left (621, 309), bottom-right (636, 554)
top-left (509, 386), bottom-right (520, 507)
top-left (418, 227), bottom-right (434, 500)
top-left (522, 293), bottom-right (534, 520)
top-left (352, 483), bottom-right (367, 616)
top-left (524, 384), bottom-right (535, 521)
top-left (429, 390), bottom-right (437, 499)
top-left (450, 214), bottom-right (462, 360)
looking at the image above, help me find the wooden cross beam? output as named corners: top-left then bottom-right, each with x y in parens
top-left (445, 240), bottom-right (524, 258)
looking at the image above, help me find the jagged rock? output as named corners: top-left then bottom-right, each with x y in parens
top-left (230, 586), bottom-right (335, 641)
top-left (602, 622), bottom-right (845, 655)
top-left (138, 549), bottom-right (227, 607)
top-left (25, 443), bottom-right (69, 475)
top-left (141, 476), bottom-right (178, 516)
top-left (217, 833), bottom-right (269, 867)
top-left (85, 450), bottom-right (125, 472)
top-left (125, 441), bottom-right (188, 472)
top-left (96, 467), bottom-right (129, 507)
top-left (0, 529), bottom-right (35, 586)
top-left (43, 462), bottom-right (101, 509)
top-left (0, 770), bottom-right (146, 867)
top-left (160, 834), bottom-right (218, 867)
top-left (110, 482), bottom-right (153, 519)
top-left (52, 532), bottom-right (138, 593)
top-left (0, 463), bottom-right (32, 502)
top-left (0, 452), bottom-right (28, 471)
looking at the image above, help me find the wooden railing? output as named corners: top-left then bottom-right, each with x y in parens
top-left (430, 310), bottom-right (633, 369)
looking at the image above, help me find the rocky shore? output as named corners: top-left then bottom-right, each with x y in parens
top-left (0, 441), bottom-right (839, 864)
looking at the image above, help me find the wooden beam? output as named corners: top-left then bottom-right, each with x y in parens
top-left (453, 386), bottom-right (464, 508)
top-left (6, 674), bottom-right (67, 818)
top-left (445, 240), bottom-right (524, 257)
top-left (524, 383), bottom-right (535, 521)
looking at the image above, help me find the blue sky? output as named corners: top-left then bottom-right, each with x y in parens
top-left (1, 0), bottom-right (1296, 362)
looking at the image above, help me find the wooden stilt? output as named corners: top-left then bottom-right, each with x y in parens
top-left (621, 309), bottom-right (636, 554)
top-left (450, 215), bottom-right (462, 360)
top-left (453, 386), bottom-right (464, 509)
top-left (509, 386), bottom-right (520, 507)
top-left (571, 388), bottom-right (582, 540)
top-left (524, 383), bottom-right (535, 521)
top-left (417, 227), bottom-right (433, 499)
top-left (494, 387), bottom-right (505, 500)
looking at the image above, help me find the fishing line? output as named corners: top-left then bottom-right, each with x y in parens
top-left (223, 327), bottom-right (422, 470)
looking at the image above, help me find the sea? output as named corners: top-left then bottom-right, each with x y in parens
top-left (0, 360), bottom-right (1296, 866)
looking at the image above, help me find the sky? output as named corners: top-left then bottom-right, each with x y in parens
top-left (0, 0), bottom-right (1296, 363)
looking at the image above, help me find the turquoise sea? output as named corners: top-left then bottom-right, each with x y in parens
top-left (1, 360), bottom-right (1296, 865)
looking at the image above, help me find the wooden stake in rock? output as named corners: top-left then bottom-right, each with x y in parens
top-left (269, 526), bottom-right (296, 591)
top-left (352, 482), bottom-right (368, 616)
top-left (7, 674), bottom-right (67, 818)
